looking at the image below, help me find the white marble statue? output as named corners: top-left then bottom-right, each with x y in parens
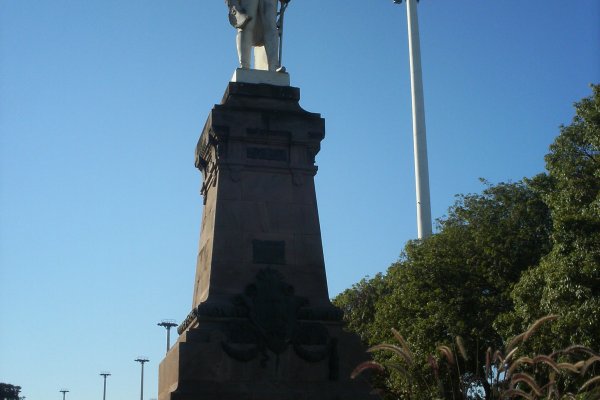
top-left (226, 0), bottom-right (289, 72)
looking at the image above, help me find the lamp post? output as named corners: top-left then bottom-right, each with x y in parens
top-left (134, 357), bottom-right (149, 400)
top-left (100, 372), bottom-right (111, 400)
top-left (394, 0), bottom-right (432, 239)
top-left (157, 319), bottom-right (178, 353)
top-left (60, 389), bottom-right (69, 400)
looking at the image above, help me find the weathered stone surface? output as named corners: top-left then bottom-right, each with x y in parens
top-left (189, 82), bottom-right (330, 311)
top-left (160, 268), bottom-right (375, 400)
top-left (159, 82), bottom-right (377, 400)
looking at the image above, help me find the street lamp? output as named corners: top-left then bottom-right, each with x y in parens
top-left (393, 0), bottom-right (432, 239)
top-left (135, 357), bottom-right (149, 400)
top-left (59, 389), bottom-right (69, 400)
top-left (157, 319), bottom-right (178, 353)
top-left (100, 371), bottom-right (111, 400)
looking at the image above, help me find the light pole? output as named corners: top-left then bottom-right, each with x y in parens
top-left (135, 357), bottom-right (149, 400)
top-left (100, 371), bottom-right (111, 400)
top-left (157, 319), bottom-right (178, 353)
top-left (60, 389), bottom-right (69, 400)
top-left (394, 0), bottom-right (433, 239)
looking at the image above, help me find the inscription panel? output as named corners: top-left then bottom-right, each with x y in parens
top-left (247, 147), bottom-right (288, 162)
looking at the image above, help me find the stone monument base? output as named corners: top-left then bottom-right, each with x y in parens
top-left (159, 309), bottom-right (376, 400)
top-left (159, 267), bottom-right (377, 400)
top-left (159, 81), bottom-right (377, 400)
top-left (231, 68), bottom-right (291, 86)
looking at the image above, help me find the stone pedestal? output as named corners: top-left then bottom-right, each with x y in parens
top-left (159, 82), bottom-right (377, 400)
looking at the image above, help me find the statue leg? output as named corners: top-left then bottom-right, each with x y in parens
top-left (236, 0), bottom-right (259, 69)
top-left (258, 0), bottom-right (279, 71)
top-left (254, 46), bottom-right (269, 71)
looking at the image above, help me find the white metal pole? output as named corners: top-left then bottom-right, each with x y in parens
top-left (140, 362), bottom-right (144, 400)
top-left (406, 0), bottom-right (432, 239)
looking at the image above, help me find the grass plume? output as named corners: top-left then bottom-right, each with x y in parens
top-left (455, 336), bottom-right (468, 361)
top-left (354, 316), bottom-right (599, 399)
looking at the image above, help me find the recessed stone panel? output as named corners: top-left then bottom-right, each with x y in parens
top-left (252, 239), bottom-right (285, 265)
top-left (246, 146), bottom-right (288, 162)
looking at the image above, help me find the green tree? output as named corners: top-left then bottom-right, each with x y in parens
top-left (497, 85), bottom-right (600, 356)
top-left (333, 273), bottom-right (388, 343)
top-left (336, 85), bottom-right (600, 398)
top-left (0, 383), bottom-right (21, 400)
top-left (335, 180), bottom-right (552, 398)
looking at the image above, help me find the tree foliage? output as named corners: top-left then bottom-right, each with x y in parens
top-left (335, 180), bottom-right (552, 398)
top-left (0, 383), bottom-right (21, 400)
top-left (334, 85), bottom-right (600, 398)
top-left (333, 273), bottom-right (388, 343)
top-left (497, 85), bottom-right (600, 356)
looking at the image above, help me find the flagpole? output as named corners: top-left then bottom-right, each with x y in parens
top-left (405, 0), bottom-right (432, 238)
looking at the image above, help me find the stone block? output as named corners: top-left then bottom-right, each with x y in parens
top-left (231, 68), bottom-right (291, 87)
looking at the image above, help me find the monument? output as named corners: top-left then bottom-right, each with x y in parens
top-left (158, 4), bottom-right (377, 399)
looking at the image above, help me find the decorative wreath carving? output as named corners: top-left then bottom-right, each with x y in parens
top-left (218, 268), bottom-right (339, 379)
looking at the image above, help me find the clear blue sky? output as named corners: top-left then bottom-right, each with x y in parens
top-left (1, 1), bottom-right (598, 399)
